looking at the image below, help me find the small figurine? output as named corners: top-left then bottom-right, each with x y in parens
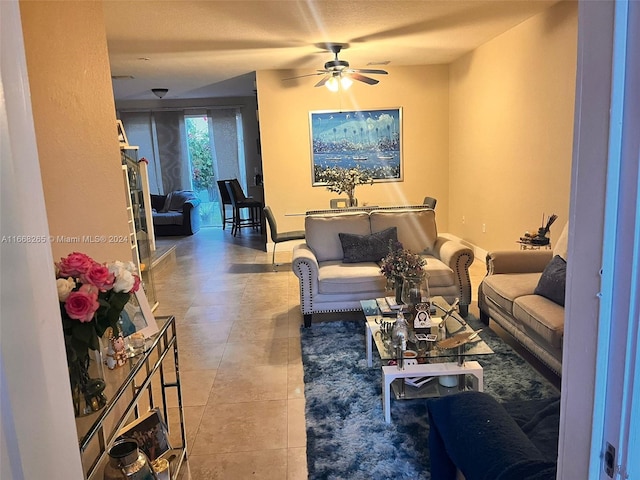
top-left (105, 328), bottom-right (128, 369)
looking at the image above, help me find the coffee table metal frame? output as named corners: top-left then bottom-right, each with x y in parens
top-left (361, 297), bottom-right (489, 423)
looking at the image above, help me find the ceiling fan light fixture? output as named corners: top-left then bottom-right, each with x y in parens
top-left (325, 76), bottom-right (340, 92)
top-left (151, 88), bottom-right (168, 98)
top-left (340, 75), bottom-right (353, 90)
top-left (325, 74), bottom-right (352, 92)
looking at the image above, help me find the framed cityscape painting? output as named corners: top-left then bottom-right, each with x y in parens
top-left (309, 108), bottom-right (402, 185)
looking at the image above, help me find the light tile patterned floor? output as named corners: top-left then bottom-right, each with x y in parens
top-left (153, 227), bottom-right (491, 479)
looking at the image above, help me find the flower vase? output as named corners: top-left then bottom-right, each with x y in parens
top-left (69, 350), bottom-right (107, 417)
top-left (394, 275), bottom-right (404, 304)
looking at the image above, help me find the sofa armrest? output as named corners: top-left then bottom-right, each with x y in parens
top-left (292, 244), bottom-right (320, 315)
top-left (486, 250), bottom-right (552, 275)
top-left (433, 237), bottom-right (474, 309)
top-left (182, 198), bottom-right (202, 234)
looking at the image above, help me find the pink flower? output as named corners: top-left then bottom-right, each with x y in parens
top-left (131, 274), bottom-right (141, 293)
top-left (56, 252), bottom-right (95, 277)
top-left (64, 290), bottom-right (99, 322)
top-left (81, 263), bottom-right (115, 291)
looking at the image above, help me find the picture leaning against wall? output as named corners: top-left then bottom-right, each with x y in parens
top-left (310, 108), bottom-right (402, 185)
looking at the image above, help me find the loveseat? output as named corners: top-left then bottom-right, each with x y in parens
top-left (478, 224), bottom-right (568, 375)
top-left (150, 190), bottom-right (201, 236)
top-left (292, 208), bottom-right (474, 328)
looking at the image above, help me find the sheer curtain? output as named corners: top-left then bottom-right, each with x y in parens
top-left (119, 108), bottom-right (245, 197)
top-left (119, 111), bottom-right (191, 194)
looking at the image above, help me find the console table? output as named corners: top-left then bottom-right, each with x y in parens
top-left (76, 315), bottom-right (186, 479)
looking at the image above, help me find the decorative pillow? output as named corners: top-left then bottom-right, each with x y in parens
top-left (339, 227), bottom-right (397, 263)
top-left (534, 255), bottom-right (567, 306)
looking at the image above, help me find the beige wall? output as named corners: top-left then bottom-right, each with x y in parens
top-left (449, 1), bottom-right (577, 251)
top-left (20, 1), bottom-right (131, 263)
top-left (257, 65), bottom-right (450, 233)
top-left (257, 1), bottom-right (577, 248)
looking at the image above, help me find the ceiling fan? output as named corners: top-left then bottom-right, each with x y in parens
top-left (284, 43), bottom-right (388, 91)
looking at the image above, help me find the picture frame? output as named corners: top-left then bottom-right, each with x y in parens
top-left (119, 288), bottom-right (159, 340)
top-left (117, 119), bottom-right (129, 147)
top-left (117, 408), bottom-right (171, 461)
top-left (309, 108), bottom-right (402, 185)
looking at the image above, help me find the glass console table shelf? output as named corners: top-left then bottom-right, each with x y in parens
top-left (75, 315), bottom-right (186, 479)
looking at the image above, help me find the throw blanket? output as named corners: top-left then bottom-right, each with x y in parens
top-left (427, 391), bottom-right (559, 480)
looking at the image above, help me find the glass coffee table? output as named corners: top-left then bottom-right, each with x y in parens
top-left (360, 296), bottom-right (494, 423)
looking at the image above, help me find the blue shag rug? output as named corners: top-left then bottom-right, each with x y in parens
top-left (301, 315), bottom-right (560, 480)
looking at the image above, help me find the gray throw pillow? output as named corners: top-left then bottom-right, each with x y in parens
top-left (534, 255), bottom-right (567, 306)
top-left (339, 227), bottom-right (397, 263)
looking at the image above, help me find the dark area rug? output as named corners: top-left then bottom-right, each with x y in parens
top-left (301, 314), bottom-right (560, 480)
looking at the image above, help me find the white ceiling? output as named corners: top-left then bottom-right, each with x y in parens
top-left (105, 0), bottom-right (557, 101)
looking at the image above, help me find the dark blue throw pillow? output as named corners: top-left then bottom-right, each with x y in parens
top-left (534, 255), bottom-right (567, 306)
top-left (339, 227), bottom-right (397, 263)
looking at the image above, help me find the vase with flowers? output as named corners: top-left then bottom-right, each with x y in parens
top-left (317, 166), bottom-right (373, 207)
top-left (379, 240), bottom-right (427, 304)
top-left (56, 252), bottom-right (140, 416)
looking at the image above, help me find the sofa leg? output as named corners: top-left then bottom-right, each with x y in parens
top-left (303, 314), bottom-right (312, 328)
top-left (479, 309), bottom-right (490, 325)
top-left (459, 304), bottom-right (469, 318)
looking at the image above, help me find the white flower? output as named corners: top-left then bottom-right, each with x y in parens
top-left (56, 277), bottom-right (76, 301)
top-left (108, 263), bottom-right (136, 293)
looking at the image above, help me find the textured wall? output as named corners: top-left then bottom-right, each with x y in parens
top-left (257, 65), bottom-right (450, 233)
top-left (448, 1), bottom-right (578, 251)
top-left (20, 0), bottom-right (131, 263)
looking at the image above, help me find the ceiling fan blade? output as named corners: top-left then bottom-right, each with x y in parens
top-left (314, 75), bottom-right (330, 87)
top-left (349, 68), bottom-right (388, 75)
top-left (349, 72), bottom-right (379, 85)
top-left (282, 71), bottom-right (328, 81)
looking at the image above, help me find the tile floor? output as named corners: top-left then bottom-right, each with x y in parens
top-left (149, 226), bottom-right (525, 479)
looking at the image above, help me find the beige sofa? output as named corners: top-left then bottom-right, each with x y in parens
top-left (478, 224), bottom-right (568, 375)
top-left (292, 208), bottom-right (474, 327)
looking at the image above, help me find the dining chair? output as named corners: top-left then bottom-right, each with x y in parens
top-left (225, 180), bottom-right (262, 236)
top-left (216, 180), bottom-right (234, 230)
top-left (263, 206), bottom-right (305, 270)
top-left (423, 196), bottom-right (437, 209)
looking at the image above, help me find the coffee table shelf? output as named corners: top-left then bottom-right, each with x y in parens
top-left (361, 297), bottom-right (493, 423)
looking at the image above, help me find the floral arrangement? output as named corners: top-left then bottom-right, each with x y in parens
top-left (379, 240), bottom-right (426, 281)
top-left (56, 252), bottom-right (140, 409)
top-left (316, 166), bottom-right (373, 206)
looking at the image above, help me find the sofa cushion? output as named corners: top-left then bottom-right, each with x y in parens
top-left (152, 211), bottom-right (184, 226)
top-left (534, 255), bottom-right (567, 306)
top-left (513, 295), bottom-right (565, 350)
top-left (422, 255), bottom-right (455, 288)
top-left (306, 213), bottom-right (371, 262)
top-left (482, 273), bottom-right (541, 315)
top-left (317, 261), bottom-right (386, 294)
top-left (165, 190), bottom-right (196, 212)
top-left (339, 227), bottom-right (397, 263)
top-left (369, 209), bottom-right (437, 254)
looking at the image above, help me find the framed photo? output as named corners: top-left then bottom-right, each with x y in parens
top-left (118, 408), bottom-right (171, 461)
top-left (309, 108), bottom-right (402, 185)
top-left (119, 289), bottom-right (159, 340)
top-left (117, 119), bottom-right (129, 147)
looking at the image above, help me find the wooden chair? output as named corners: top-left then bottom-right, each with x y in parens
top-left (263, 206), bottom-right (305, 270)
top-left (225, 180), bottom-right (262, 236)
